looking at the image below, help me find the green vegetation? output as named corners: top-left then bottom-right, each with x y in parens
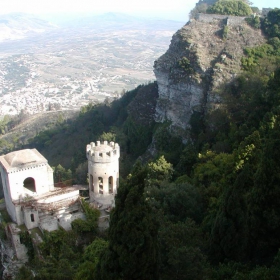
top-left (178, 57), bottom-right (194, 73)
top-left (245, 15), bottom-right (261, 29)
top-left (52, 164), bottom-right (72, 184)
top-left (19, 230), bottom-right (35, 260)
top-left (222, 24), bottom-right (229, 40)
top-left (96, 164), bottom-right (159, 279)
top-left (12, 8), bottom-right (280, 280)
top-left (75, 238), bottom-right (108, 280)
top-left (241, 43), bottom-right (277, 72)
top-left (0, 115), bottom-right (11, 135)
top-left (15, 201), bottom-right (101, 279)
top-left (263, 8), bottom-right (280, 39)
top-left (0, 209), bottom-right (11, 239)
top-left (240, 9), bottom-right (280, 74)
top-left (207, 0), bottom-right (252, 16)
top-left (71, 200), bottom-right (100, 236)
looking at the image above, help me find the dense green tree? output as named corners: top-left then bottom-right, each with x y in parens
top-left (175, 143), bottom-right (198, 176)
top-left (53, 164), bottom-right (72, 183)
top-left (159, 218), bottom-right (209, 280)
top-left (146, 155), bottom-right (173, 185)
top-left (247, 125), bottom-right (280, 263)
top-left (75, 238), bottom-right (108, 280)
top-left (147, 181), bottom-right (203, 223)
top-left (35, 229), bottom-right (81, 280)
top-left (74, 161), bottom-right (88, 185)
top-left (15, 266), bottom-right (34, 280)
top-left (71, 200), bottom-right (100, 238)
top-left (207, 0), bottom-right (252, 16)
top-left (96, 165), bottom-right (159, 280)
top-left (245, 15), bottom-right (261, 29)
top-left (153, 122), bottom-right (183, 164)
top-left (263, 8), bottom-right (280, 39)
top-left (39, 228), bottom-right (77, 260)
top-left (199, 130), bottom-right (263, 263)
top-left (0, 115), bottom-right (10, 135)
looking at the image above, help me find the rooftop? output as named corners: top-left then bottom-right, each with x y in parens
top-left (0, 148), bottom-right (47, 171)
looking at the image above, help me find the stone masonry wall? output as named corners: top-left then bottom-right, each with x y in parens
top-left (195, 13), bottom-right (246, 26)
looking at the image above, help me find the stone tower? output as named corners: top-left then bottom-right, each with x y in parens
top-left (86, 141), bottom-right (120, 199)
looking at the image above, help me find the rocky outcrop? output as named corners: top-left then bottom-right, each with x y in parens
top-left (154, 14), bottom-right (265, 132)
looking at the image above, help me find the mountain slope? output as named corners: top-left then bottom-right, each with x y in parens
top-left (0, 13), bottom-right (56, 42)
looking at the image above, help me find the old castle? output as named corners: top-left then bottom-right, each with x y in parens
top-left (0, 141), bottom-right (119, 260)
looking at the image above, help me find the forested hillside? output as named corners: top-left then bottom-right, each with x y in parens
top-left (13, 6), bottom-right (280, 280)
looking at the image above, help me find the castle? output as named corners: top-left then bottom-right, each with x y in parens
top-left (0, 141), bottom-right (120, 233)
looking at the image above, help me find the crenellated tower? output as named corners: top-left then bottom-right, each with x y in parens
top-left (86, 141), bottom-right (120, 199)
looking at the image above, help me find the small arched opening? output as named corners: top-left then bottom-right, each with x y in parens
top-left (30, 213), bottom-right (35, 222)
top-left (90, 174), bottom-right (94, 192)
top-left (23, 177), bottom-right (36, 193)
top-left (98, 177), bottom-right (103, 194)
top-left (109, 176), bottom-right (113, 194)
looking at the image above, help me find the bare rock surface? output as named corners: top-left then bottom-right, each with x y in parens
top-left (154, 14), bottom-right (265, 131)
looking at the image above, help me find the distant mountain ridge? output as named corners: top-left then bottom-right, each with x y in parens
top-left (53, 12), bottom-right (185, 30)
top-left (0, 12), bottom-right (184, 42)
top-left (0, 13), bottom-right (56, 42)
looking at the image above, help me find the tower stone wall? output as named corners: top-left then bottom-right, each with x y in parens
top-left (86, 141), bottom-right (120, 199)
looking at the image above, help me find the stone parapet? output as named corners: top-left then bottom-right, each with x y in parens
top-left (86, 141), bottom-right (120, 163)
top-left (195, 13), bottom-right (246, 26)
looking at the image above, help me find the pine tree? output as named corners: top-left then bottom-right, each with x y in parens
top-left (96, 165), bottom-right (159, 280)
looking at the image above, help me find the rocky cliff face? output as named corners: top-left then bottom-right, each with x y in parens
top-left (153, 14), bottom-right (265, 133)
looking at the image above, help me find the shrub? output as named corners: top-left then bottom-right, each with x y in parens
top-left (222, 25), bottom-right (229, 40)
top-left (246, 15), bottom-right (261, 29)
top-left (178, 57), bottom-right (194, 74)
top-left (207, 0), bottom-right (252, 16)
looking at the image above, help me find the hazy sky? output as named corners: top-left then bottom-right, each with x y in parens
top-left (0, 0), bottom-right (279, 22)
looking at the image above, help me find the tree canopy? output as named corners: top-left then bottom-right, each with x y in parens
top-left (207, 0), bottom-right (253, 16)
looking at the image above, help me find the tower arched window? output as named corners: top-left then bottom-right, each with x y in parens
top-left (109, 176), bottom-right (113, 194)
top-left (23, 177), bottom-right (36, 192)
top-left (90, 174), bottom-right (94, 192)
top-left (98, 177), bottom-right (103, 194)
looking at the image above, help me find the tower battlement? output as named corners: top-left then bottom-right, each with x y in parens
top-left (86, 141), bottom-right (120, 163)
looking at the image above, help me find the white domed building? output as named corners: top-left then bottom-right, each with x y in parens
top-left (0, 149), bottom-right (83, 232)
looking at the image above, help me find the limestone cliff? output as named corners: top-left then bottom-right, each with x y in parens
top-left (153, 13), bottom-right (265, 132)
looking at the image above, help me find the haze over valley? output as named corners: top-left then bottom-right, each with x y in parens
top-left (0, 13), bottom-right (184, 115)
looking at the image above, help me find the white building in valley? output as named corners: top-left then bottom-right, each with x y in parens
top-left (0, 149), bottom-right (84, 232)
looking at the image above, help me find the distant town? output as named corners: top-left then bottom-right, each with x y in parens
top-left (0, 53), bottom-right (117, 115)
top-left (0, 13), bottom-right (183, 116)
